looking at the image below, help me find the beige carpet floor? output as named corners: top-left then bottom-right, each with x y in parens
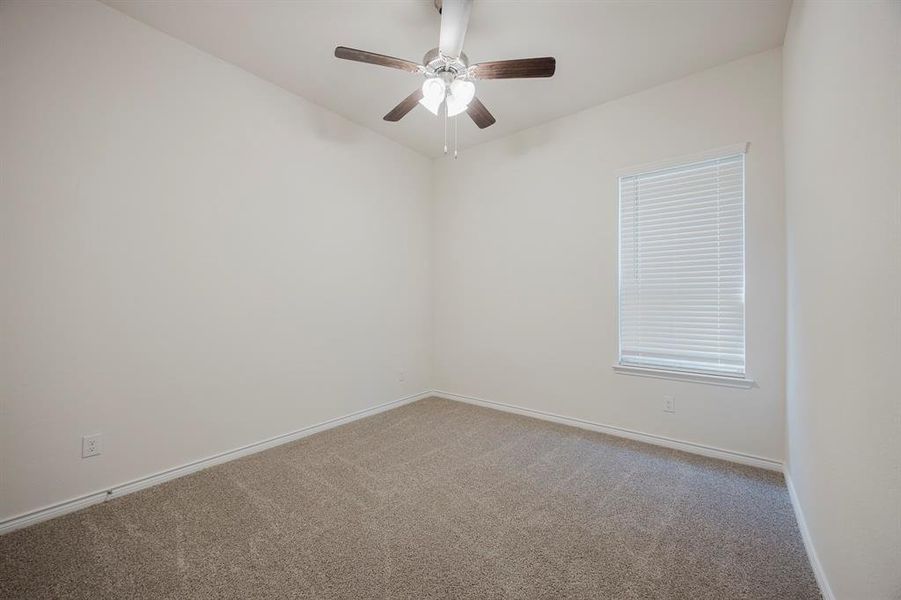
top-left (1, 397), bottom-right (820, 599)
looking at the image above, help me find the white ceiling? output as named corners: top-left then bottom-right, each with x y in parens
top-left (103, 0), bottom-right (791, 158)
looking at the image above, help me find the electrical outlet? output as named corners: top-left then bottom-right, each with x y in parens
top-left (82, 434), bottom-right (102, 458)
top-left (397, 370), bottom-right (406, 383)
top-left (663, 395), bottom-right (676, 413)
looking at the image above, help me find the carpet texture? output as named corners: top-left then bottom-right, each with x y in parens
top-left (1, 397), bottom-right (820, 599)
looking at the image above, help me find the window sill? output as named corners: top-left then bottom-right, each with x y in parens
top-left (612, 364), bottom-right (756, 389)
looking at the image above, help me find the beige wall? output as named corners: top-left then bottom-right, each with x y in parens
top-left (433, 49), bottom-right (786, 462)
top-left (783, 1), bottom-right (901, 598)
top-left (0, 1), bottom-right (432, 522)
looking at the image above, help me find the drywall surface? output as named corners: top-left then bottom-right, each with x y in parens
top-left (433, 49), bottom-right (786, 461)
top-left (783, 1), bottom-right (901, 598)
top-left (0, 0), bottom-right (431, 521)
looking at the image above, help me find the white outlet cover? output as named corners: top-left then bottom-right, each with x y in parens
top-left (663, 395), bottom-right (676, 413)
top-left (82, 434), bottom-right (103, 458)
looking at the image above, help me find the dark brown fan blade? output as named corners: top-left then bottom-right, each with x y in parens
top-left (384, 88), bottom-right (425, 122)
top-left (466, 97), bottom-right (496, 129)
top-left (469, 57), bottom-right (556, 79)
top-left (334, 46), bottom-right (422, 74)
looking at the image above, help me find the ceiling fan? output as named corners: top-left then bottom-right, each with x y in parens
top-left (334, 0), bottom-right (556, 134)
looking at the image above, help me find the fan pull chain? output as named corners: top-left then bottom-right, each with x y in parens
top-left (443, 104), bottom-right (448, 155)
top-left (454, 114), bottom-right (458, 159)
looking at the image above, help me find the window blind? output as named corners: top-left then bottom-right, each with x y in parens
top-left (618, 152), bottom-right (745, 376)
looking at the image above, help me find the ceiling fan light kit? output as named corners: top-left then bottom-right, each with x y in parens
top-left (334, 0), bottom-right (556, 156)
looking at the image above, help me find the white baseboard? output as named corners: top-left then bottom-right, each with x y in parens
top-left (432, 390), bottom-right (783, 471)
top-left (0, 390), bottom-right (432, 535)
top-left (783, 468), bottom-right (836, 600)
top-left (0, 491), bottom-right (112, 536)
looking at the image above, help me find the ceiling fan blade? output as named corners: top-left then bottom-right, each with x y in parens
top-left (469, 57), bottom-right (557, 79)
top-left (438, 0), bottom-right (473, 59)
top-left (334, 46), bottom-right (422, 74)
top-left (384, 88), bottom-right (425, 122)
top-left (466, 97), bottom-right (496, 129)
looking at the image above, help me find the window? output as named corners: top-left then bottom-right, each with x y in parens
top-left (617, 147), bottom-right (746, 380)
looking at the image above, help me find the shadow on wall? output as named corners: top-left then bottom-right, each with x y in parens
top-left (303, 102), bottom-right (367, 145)
top-left (500, 123), bottom-right (556, 157)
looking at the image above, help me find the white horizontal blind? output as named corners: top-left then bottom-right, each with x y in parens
top-left (619, 153), bottom-right (745, 376)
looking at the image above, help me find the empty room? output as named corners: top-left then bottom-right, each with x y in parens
top-left (1, 1), bottom-right (898, 598)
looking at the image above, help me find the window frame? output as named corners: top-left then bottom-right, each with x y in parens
top-left (613, 143), bottom-right (755, 389)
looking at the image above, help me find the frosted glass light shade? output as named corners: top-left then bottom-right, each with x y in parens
top-left (446, 79), bottom-right (475, 117)
top-left (419, 77), bottom-right (447, 116)
top-left (451, 79), bottom-right (475, 105)
top-left (421, 77), bottom-right (446, 101)
top-left (419, 95), bottom-right (443, 115)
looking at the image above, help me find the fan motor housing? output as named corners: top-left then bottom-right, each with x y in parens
top-left (423, 48), bottom-right (469, 79)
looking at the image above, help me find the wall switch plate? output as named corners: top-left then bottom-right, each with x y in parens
top-left (663, 395), bottom-right (676, 413)
top-left (82, 434), bottom-right (102, 458)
